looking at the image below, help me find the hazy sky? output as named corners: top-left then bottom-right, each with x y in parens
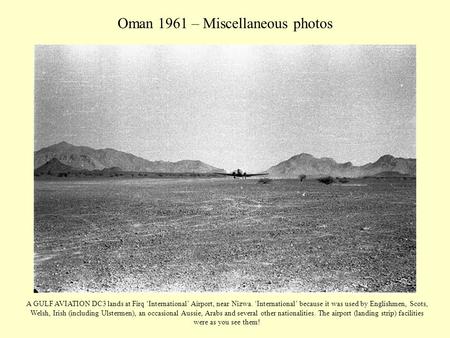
top-left (35, 45), bottom-right (415, 172)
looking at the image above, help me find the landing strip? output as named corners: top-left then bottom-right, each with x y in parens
top-left (34, 178), bottom-right (415, 292)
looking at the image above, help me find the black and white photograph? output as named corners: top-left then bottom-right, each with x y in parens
top-left (34, 45), bottom-right (416, 292)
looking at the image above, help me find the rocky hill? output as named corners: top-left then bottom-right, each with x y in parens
top-left (267, 153), bottom-right (415, 178)
top-left (34, 142), bottom-right (225, 173)
top-left (360, 155), bottom-right (416, 177)
top-left (34, 158), bottom-right (76, 175)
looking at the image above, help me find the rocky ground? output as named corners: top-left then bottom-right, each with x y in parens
top-left (34, 177), bottom-right (415, 292)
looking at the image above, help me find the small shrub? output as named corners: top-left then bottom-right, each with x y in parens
top-left (337, 177), bottom-right (349, 183)
top-left (258, 178), bottom-right (272, 184)
top-left (317, 176), bottom-right (335, 185)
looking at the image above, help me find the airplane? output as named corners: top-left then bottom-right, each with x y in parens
top-left (215, 168), bottom-right (268, 179)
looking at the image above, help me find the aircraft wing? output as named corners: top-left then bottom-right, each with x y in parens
top-left (214, 173), bottom-right (236, 176)
top-left (245, 173), bottom-right (269, 177)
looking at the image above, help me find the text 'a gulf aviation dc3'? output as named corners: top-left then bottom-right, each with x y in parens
top-left (215, 169), bottom-right (268, 179)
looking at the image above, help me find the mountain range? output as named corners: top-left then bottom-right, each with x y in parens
top-left (35, 142), bottom-right (416, 178)
top-left (34, 142), bottom-right (225, 173)
top-left (267, 153), bottom-right (416, 178)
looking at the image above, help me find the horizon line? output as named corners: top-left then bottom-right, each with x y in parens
top-left (34, 140), bottom-right (416, 170)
